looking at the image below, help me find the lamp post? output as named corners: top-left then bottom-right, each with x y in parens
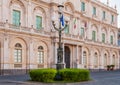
top-left (52, 5), bottom-right (68, 70)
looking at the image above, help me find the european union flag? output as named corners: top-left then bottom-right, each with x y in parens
top-left (60, 14), bottom-right (64, 26)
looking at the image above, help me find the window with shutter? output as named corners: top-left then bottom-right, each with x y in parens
top-left (36, 16), bottom-right (42, 29)
top-left (81, 2), bottom-right (85, 11)
top-left (93, 7), bottom-right (96, 15)
top-left (102, 33), bottom-right (105, 43)
top-left (13, 10), bottom-right (20, 26)
top-left (64, 25), bottom-right (69, 34)
top-left (103, 11), bottom-right (106, 19)
top-left (110, 35), bottom-right (113, 44)
top-left (111, 15), bottom-right (114, 23)
top-left (92, 31), bottom-right (96, 41)
top-left (81, 27), bottom-right (84, 36)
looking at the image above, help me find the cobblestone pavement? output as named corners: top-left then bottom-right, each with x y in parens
top-left (0, 70), bottom-right (120, 85)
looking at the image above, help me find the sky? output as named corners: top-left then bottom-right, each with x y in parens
top-left (101, 0), bottom-right (120, 28)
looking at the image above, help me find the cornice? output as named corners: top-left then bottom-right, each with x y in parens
top-left (90, 0), bottom-right (118, 15)
top-left (31, 0), bottom-right (50, 7)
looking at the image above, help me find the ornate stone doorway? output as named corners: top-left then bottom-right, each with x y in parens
top-left (64, 46), bottom-right (70, 68)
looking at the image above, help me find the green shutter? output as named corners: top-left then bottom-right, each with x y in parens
top-left (16, 11), bottom-right (20, 26)
top-left (93, 7), bottom-right (96, 15)
top-left (81, 2), bottom-right (85, 11)
top-left (103, 11), bottom-right (105, 19)
top-left (36, 16), bottom-right (42, 29)
top-left (102, 33), bottom-right (105, 43)
top-left (81, 27), bottom-right (84, 36)
top-left (13, 10), bottom-right (20, 26)
top-left (111, 15), bottom-right (114, 23)
top-left (13, 11), bottom-right (16, 25)
top-left (111, 35), bottom-right (113, 44)
top-left (92, 31), bottom-right (96, 41)
top-left (64, 25), bottom-right (69, 34)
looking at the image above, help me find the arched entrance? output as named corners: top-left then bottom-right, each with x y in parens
top-left (64, 46), bottom-right (70, 68)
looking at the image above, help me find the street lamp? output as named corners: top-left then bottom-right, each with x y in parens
top-left (52, 4), bottom-right (68, 70)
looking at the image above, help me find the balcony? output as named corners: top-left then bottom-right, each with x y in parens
top-left (0, 22), bottom-right (118, 48)
top-left (85, 38), bottom-right (118, 48)
top-left (51, 31), bottom-right (118, 47)
top-left (0, 22), bottom-right (51, 37)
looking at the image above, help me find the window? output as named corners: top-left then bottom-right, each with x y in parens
top-left (104, 54), bottom-right (107, 67)
top-left (112, 55), bottom-right (115, 65)
top-left (13, 10), bottom-right (21, 26)
top-left (93, 7), bottom-right (96, 15)
top-left (81, 27), bottom-right (84, 36)
top-left (92, 31), bottom-right (96, 41)
top-left (94, 52), bottom-right (98, 67)
top-left (64, 25), bottom-right (69, 34)
top-left (14, 43), bottom-right (22, 63)
top-left (111, 15), bottom-right (114, 23)
top-left (81, 2), bottom-right (85, 11)
top-left (102, 33), bottom-right (105, 43)
top-left (83, 51), bottom-right (87, 67)
top-left (38, 46), bottom-right (44, 64)
top-left (118, 40), bottom-right (120, 46)
top-left (103, 11), bottom-right (106, 19)
top-left (110, 35), bottom-right (113, 44)
top-left (36, 16), bottom-right (42, 29)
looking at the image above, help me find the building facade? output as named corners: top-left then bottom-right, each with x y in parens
top-left (0, 0), bottom-right (119, 75)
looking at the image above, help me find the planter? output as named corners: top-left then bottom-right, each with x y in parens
top-left (110, 65), bottom-right (115, 71)
top-left (107, 65), bottom-right (111, 71)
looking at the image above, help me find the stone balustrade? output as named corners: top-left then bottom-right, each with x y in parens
top-left (0, 22), bottom-right (118, 48)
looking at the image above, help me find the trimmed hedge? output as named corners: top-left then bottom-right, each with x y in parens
top-left (29, 68), bottom-right (90, 82)
top-left (29, 69), bottom-right (57, 82)
top-left (59, 69), bottom-right (90, 82)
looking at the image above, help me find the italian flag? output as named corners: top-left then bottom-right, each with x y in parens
top-left (74, 18), bottom-right (77, 29)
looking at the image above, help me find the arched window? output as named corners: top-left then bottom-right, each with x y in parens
top-left (112, 55), bottom-right (115, 65)
top-left (14, 43), bottom-right (22, 63)
top-left (94, 52), bottom-right (98, 68)
top-left (83, 51), bottom-right (87, 68)
top-left (38, 46), bottom-right (44, 64)
top-left (104, 54), bottom-right (107, 67)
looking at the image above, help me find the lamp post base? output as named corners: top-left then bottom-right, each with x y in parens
top-left (56, 63), bottom-right (64, 70)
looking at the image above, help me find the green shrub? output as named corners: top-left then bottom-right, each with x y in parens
top-left (29, 69), bottom-right (57, 82)
top-left (59, 69), bottom-right (90, 82)
top-left (29, 68), bottom-right (90, 82)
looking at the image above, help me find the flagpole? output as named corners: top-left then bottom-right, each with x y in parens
top-left (59, 11), bottom-right (62, 49)
top-left (52, 4), bottom-right (68, 70)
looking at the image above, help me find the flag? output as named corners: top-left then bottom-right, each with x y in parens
top-left (74, 18), bottom-right (77, 29)
top-left (60, 14), bottom-right (64, 26)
